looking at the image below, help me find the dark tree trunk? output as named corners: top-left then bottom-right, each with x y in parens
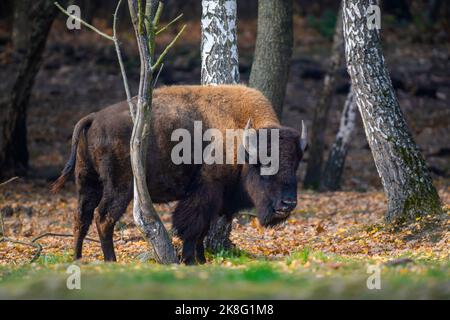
top-left (343, 0), bottom-right (442, 223)
top-left (321, 89), bottom-right (357, 191)
top-left (426, 0), bottom-right (443, 25)
top-left (382, 0), bottom-right (412, 22)
top-left (201, 0), bottom-right (239, 252)
top-left (12, 0), bottom-right (31, 53)
top-left (249, 0), bottom-right (293, 118)
top-left (303, 4), bottom-right (344, 190)
top-left (81, 0), bottom-right (98, 25)
top-left (0, 0), bottom-right (57, 179)
top-left (0, 1), bottom-right (13, 20)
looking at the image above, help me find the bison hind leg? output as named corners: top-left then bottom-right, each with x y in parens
top-left (95, 183), bottom-right (132, 262)
top-left (172, 184), bottom-right (223, 265)
top-left (74, 177), bottom-right (102, 260)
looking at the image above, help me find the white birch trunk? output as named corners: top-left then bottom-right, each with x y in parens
top-left (201, 0), bottom-right (239, 251)
top-left (342, 0), bottom-right (442, 223)
top-left (321, 89), bottom-right (357, 190)
top-left (201, 0), bottom-right (239, 85)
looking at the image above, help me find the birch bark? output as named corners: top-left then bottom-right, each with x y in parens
top-left (201, 0), bottom-right (239, 252)
top-left (201, 0), bottom-right (239, 85)
top-left (342, 0), bottom-right (442, 222)
top-left (321, 89), bottom-right (357, 191)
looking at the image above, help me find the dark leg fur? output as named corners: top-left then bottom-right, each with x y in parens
top-left (196, 239), bottom-right (206, 264)
top-left (74, 176), bottom-right (101, 260)
top-left (95, 213), bottom-right (117, 262)
top-left (172, 184), bottom-right (223, 265)
top-left (95, 187), bottom-right (132, 262)
top-left (93, 156), bottom-right (132, 262)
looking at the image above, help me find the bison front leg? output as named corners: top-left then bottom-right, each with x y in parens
top-left (172, 184), bottom-right (223, 265)
top-left (196, 238), bottom-right (207, 264)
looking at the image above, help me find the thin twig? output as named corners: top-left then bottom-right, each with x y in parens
top-left (153, 63), bottom-right (164, 87)
top-left (0, 237), bottom-right (42, 263)
top-left (0, 211), bottom-right (4, 237)
top-left (0, 177), bottom-right (19, 187)
top-left (152, 24), bottom-right (186, 71)
top-left (56, 1), bottom-right (135, 121)
top-left (32, 232), bottom-right (100, 243)
top-left (153, 1), bottom-right (164, 26)
top-left (156, 13), bottom-right (183, 35)
top-left (138, 0), bottom-right (145, 35)
top-left (112, 0), bottom-right (136, 120)
top-left (54, 2), bottom-right (114, 41)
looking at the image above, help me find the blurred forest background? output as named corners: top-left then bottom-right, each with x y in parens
top-left (0, 0), bottom-right (449, 189)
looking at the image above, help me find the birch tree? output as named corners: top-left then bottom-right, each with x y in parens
top-left (342, 0), bottom-right (442, 223)
top-left (249, 0), bottom-right (293, 118)
top-left (201, 0), bottom-right (239, 85)
top-left (321, 89), bottom-right (357, 191)
top-left (201, 0), bottom-right (239, 252)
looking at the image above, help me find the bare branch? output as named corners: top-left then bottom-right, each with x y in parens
top-left (0, 176), bottom-right (19, 187)
top-left (0, 237), bottom-right (42, 263)
top-left (54, 2), bottom-right (114, 41)
top-left (156, 13), bottom-right (183, 35)
top-left (153, 1), bottom-right (164, 26)
top-left (32, 232), bottom-right (100, 244)
top-left (112, 0), bottom-right (136, 120)
top-left (153, 63), bottom-right (164, 88)
top-left (152, 24), bottom-right (186, 71)
top-left (0, 211), bottom-right (4, 237)
top-left (138, 0), bottom-right (145, 35)
top-left (56, 0), bottom-right (135, 121)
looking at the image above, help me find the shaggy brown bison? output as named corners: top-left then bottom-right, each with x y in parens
top-left (52, 85), bottom-right (307, 264)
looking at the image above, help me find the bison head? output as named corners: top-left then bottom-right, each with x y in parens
top-left (242, 120), bottom-right (307, 227)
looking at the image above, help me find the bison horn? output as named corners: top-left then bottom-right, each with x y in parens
top-left (300, 120), bottom-right (307, 152)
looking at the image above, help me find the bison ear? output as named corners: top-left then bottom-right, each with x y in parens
top-left (300, 120), bottom-right (308, 152)
top-left (242, 118), bottom-right (257, 155)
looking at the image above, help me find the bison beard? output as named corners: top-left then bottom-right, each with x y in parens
top-left (52, 85), bottom-right (307, 264)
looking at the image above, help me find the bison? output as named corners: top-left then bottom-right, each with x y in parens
top-left (52, 85), bottom-right (307, 264)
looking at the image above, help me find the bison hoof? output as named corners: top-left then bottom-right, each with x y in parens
top-left (197, 255), bottom-right (206, 264)
top-left (182, 257), bottom-right (197, 265)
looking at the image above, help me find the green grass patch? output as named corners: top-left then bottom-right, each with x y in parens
top-left (287, 247), bottom-right (311, 265)
top-left (0, 251), bottom-right (448, 299)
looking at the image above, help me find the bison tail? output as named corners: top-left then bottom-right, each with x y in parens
top-left (51, 113), bottom-right (96, 193)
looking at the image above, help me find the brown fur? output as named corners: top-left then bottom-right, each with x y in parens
top-left (53, 85), bottom-right (305, 264)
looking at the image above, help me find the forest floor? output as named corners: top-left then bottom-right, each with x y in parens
top-left (0, 15), bottom-right (449, 299)
top-left (0, 180), bottom-right (448, 299)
